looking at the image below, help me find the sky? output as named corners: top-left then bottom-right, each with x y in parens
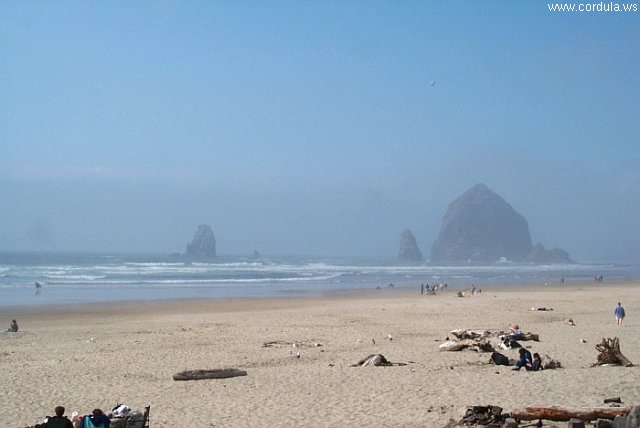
top-left (1, 1), bottom-right (639, 262)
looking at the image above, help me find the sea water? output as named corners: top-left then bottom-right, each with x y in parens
top-left (0, 252), bottom-right (638, 307)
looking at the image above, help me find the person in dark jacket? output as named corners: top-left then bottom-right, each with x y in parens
top-left (531, 353), bottom-right (543, 371)
top-left (39, 406), bottom-right (74, 428)
top-left (513, 348), bottom-right (533, 371)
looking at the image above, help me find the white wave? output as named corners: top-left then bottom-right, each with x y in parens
top-left (43, 274), bottom-right (106, 280)
top-left (43, 273), bottom-right (342, 286)
top-left (125, 262), bottom-right (187, 267)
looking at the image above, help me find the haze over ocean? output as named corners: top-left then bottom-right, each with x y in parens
top-left (1, 2), bottom-right (638, 262)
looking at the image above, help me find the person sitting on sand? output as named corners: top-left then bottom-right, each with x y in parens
top-left (39, 406), bottom-right (74, 428)
top-left (488, 351), bottom-right (510, 366)
top-left (531, 353), bottom-right (543, 371)
top-left (7, 319), bottom-right (18, 332)
top-left (512, 347), bottom-right (533, 371)
top-left (79, 409), bottom-right (110, 428)
top-left (509, 324), bottom-right (522, 340)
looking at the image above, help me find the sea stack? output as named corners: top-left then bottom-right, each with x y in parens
top-left (186, 224), bottom-right (217, 258)
top-left (397, 229), bottom-right (423, 263)
top-left (430, 184), bottom-right (572, 264)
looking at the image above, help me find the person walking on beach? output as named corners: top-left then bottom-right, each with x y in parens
top-left (615, 302), bottom-right (625, 327)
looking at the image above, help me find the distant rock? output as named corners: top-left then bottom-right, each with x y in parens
top-left (527, 243), bottom-right (573, 264)
top-left (186, 224), bottom-right (216, 258)
top-left (431, 184), bottom-right (572, 264)
top-left (397, 229), bottom-right (423, 263)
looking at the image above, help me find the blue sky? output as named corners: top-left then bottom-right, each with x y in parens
top-left (1, 1), bottom-right (638, 261)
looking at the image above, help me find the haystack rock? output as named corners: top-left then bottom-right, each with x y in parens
top-left (397, 229), bottom-right (423, 263)
top-left (186, 224), bottom-right (216, 258)
top-left (430, 184), bottom-right (572, 264)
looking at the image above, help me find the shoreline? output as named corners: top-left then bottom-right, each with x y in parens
top-left (2, 280), bottom-right (638, 427)
top-left (2, 278), bottom-right (636, 315)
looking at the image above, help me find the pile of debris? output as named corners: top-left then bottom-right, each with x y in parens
top-left (447, 405), bottom-right (515, 427)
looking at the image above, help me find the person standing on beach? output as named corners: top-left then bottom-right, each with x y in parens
top-left (615, 302), bottom-right (625, 327)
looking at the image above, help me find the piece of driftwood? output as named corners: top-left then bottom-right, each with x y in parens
top-left (352, 354), bottom-right (407, 367)
top-left (450, 329), bottom-right (491, 340)
top-left (542, 354), bottom-right (562, 369)
top-left (172, 368), bottom-right (248, 381)
top-left (510, 405), bottom-right (631, 422)
top-left (593, 337), bottom-right (634, 367)
top-left (439, 339), bottom-right (493, 352)
top-left (499, 331), bottom-right (540, 341)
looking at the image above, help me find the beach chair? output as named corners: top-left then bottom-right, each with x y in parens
top-left (124, 406), bottom-right (150, 428)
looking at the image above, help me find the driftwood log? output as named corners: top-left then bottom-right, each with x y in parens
top-left (450, 329), bottom-right (491, 340)
top-left (439, 339), bottom-right (494, 352)
top-left (541, 354), bottom-right (562, 369)
top-left (593, 337), bottom-right (634, 367)
top-left (352, 354), bottom-right (407, 367)
top-left (172, 368), bottom-right (248, 381)
top-left (510, 405), bottom-right (631, 422)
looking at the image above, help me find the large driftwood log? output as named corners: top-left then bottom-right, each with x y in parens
top-left (594, 337), bottom-right (634, 367)
top-left (450, 329), bottom-right (491, 340)
top-left (510, 406), bottom-right (631, 422)
top-left (439, 339), bottom-right (493, 352)
top-left (173, 368), bottom-right (248, 381)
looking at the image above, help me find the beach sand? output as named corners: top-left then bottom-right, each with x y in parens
top-left (1, 281), bottom-right (638, 427)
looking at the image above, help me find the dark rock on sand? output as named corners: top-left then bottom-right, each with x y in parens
top-left (186, 224), bottom-right (217, 258)
top-left (397, 229), bottom-right (423, 263)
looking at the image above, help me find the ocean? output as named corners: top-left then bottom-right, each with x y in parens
top-left (0, 252), bottom-right (638, 308)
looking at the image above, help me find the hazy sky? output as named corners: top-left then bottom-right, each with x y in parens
top-left (1, 1), bottom-right (638, 262)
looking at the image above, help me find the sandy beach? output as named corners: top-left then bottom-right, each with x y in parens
top-left (1, 281), bottom-right (638, 427)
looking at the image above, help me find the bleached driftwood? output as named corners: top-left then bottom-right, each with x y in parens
top-left (510, 405), bottom-right (631, 422)
top-left (439, 339), bottom-right (493, 352)
top-left (450, 329), bottom-right (491, 340)
top-left (593, 337), bottom-right (633, 367)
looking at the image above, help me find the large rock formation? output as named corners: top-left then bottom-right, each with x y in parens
top-left (397, 229), bottom-right (423, 263)
top-left (430, 184), bottom-right (572, 264)
top-left (186, 224), bottom-right (216, 258)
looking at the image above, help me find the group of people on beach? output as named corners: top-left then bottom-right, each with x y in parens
top-left (420, 282), bottom-right (448, 295)
top-left (34, 406), bottom-right (110, 428)
top-left (512, 348), bottom-right (543, 371)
